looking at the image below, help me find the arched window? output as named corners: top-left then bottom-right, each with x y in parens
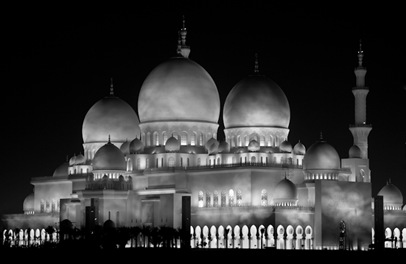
top-left (229, 189), bottom-right (235, 206)
top-left (168, 157), bottom-right (175, 167)
top-left (155, 158), bottom-right (158, 168)
top-left (146, 132), bottom-right (151, 146)
top-left (153, 132), bottom-right (159, 146)
top-left (206, 192), bottom-right (211, 207)
top-left (136, 158), bottom-right (140, 170)
top-left (261, 189), bottom-right (268, 206)
top-left (217, 157), bottom-right (221, 165)
top-left (187, 158), bottom-right (190, 167)
top-left (180, 157), bottom-right (183, 167)
top-left (199, 133), bottom-right (203, 146)
top-left (221, 191), bottom-right (227, 207)
top-left (260, 136), bottom-right (265, 146)
top-left (45, 200), bottom-right (50, 212)
top-left (237, 135), bottom-right (241, 147)
top-left (360, 169), bottom-right (365, 180)
top-left (197, 158), bottom-right (201, 166)
top-left (141, 132), bottom-right (146, 145)
top-left (213, 191), bottom-right (219, 207)
top-left (237, 189), bottom-right (242, 206)
top-left (251, 156), bottom-right (256, 164)
top-left (127, 159), bottom-right (132, 171)
top-left (146, 158), bottom-right (150, 169)
top-left (198, 191), bottom-right (204, 208)
top-left (191, 132), bottom-right (196, 146)
top-left (51, 200), bottom-right (56, 212)
top-left (181, 132), bottom-right (187, 145)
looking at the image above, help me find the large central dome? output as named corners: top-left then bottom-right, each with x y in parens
top-left (223, 75), bottom-right (290, 128)
top-left (138, 56), bottom-right (220, 123)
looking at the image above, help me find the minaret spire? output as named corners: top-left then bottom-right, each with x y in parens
top-left (349, 40), bottom-right (372, 159)
top-left (110, 77), bottom-right (114, 96)
top-left (254, 53), bottom-right (259, 73)
top-left (177, 15), bottom-right (190, 58)
top-left (357, 39), bottom-right (364, 67)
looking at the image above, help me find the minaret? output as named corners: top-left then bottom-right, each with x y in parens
top-left (349, 40), bottom-right (372, 159)
top-left (177, 15), bottom-right (190, 58)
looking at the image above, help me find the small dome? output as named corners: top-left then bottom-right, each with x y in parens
top-left (279, 140), bottom-right (292, 153)
top-left (69, 155), bottom-right (76, 166)
top-left (218, 141), bottom-right (230, 153)
top-left (75, 153), bottom-right (86, 164)
top-left (138, 57), bottom-right (220, 124)
top-left (120, 140), bottom-right (130, 155)
top-left (293, 141), bottom-right (306, 155)
top-left (349, 145), bottom-right (362, 158)
top-left (82, 96), bottom-right (140, 144)
top-left (53, 161), bottom-right (69, 177)
top-left (206, 138), bottom-right (219, 154)
top-left (248, 140), bottom-right (260, 152)
top-left (92, 140), bottom-right (126, 171)
top-left (130, 138), bottom-right (144, 154)
top-left (69, 154), bottom-right (86, 166)
top-left (378, 182), bottom-right (404, 205)
top-left (165, 136), bottom-right (180, 152)
top-left (303, 140), bottom-right (340, 170)
top-left (274, 178), bottom-right (297, 200)
top-left (23, 193), bottom-right (34, 212)
top-left (103, 219), bottom-right (115, 230)
top-left (223, 75), bottom-right (290, 129)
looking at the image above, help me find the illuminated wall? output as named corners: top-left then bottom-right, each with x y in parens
top-left (32, 179), bottom-right (72, 213)
top-left (314, 181), bottom-right (372, 250)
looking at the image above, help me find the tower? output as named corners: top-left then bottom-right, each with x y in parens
top-left (349, 41), bottom-right (372, 159)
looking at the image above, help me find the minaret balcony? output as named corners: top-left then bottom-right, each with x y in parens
top-left (349, 123), bottom-right (372, 128)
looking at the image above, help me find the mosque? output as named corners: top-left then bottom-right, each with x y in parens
top-left (1, 21), bottom-right (406, 250)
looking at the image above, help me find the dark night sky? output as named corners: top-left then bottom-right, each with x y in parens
top-left (2, 3), bottom-right (405, 215)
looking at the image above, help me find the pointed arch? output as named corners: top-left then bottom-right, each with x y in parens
top-left (234, 225), bottom-right (241, 248)
top-left (242, 225), bottom-right (249, 249)
top-left (250, 225), bottom-right (258, 249)
top-left (210, 226), bottom-right (217, 248)
top-left (277, 225), bottom-right (285, 249)
top-left (267, 225), bottom-right (275, 248)
top-left (286, 225), bottom-right (294, 249)
top-left (218, 225), bottom-right (225, 248)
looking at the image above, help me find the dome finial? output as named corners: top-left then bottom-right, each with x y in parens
top-left (182, 14), bottom-right (186, 30)
top-left (178, 15), bottom-right (190, 58)
top-left (108, 134), bottom-right (111, 143)
top-left (110, 77), bottom-right (114, 96)
top-left (357, 39), bottom-right (364, 67)
top-left (254, 52), bottom-right (260, 73)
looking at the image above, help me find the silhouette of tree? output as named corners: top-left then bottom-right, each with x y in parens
top-left (45, 226), bottom-right (55, 242)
